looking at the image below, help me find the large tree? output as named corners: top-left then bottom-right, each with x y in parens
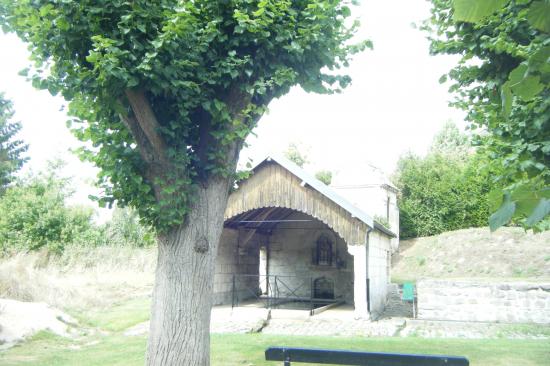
top-left (0, 1), bottom-right (368, 364)
top-left (0, 93), bottom-right (28, 193)
top-left (424, 0), bottom-right (550, 231)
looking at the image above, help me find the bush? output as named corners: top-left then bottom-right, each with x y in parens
top-left (0, 170), bottom-right (101, 253)
top-left (0, 162), bottom-right (156, 253)
top-left (395, 152), bottom-right (494, 239)
top-left (104, 206), bottom-right (156, 248)
top-left (394, 123), bottom-right (497, 239)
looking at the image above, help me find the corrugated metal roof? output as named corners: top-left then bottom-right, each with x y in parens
top-left (251, 154), bottom-right (396, 238)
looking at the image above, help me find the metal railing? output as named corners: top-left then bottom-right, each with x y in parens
top-left (231, 274), bottom-right (339, 315)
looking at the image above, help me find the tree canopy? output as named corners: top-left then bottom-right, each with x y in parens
top-left (395, 122), bottom-right (495, 239)
top-left (0, 93), bottom-right (28, 193)
top-left (0, 0), bottom-right (369, 232)
top-left (424, 0), bottom-right (549, 231)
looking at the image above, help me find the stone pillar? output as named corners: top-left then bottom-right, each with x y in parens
top-left (348, 244), bottom-right (369, 319)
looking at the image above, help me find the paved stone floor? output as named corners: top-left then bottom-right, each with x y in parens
top-left (125, 302), bottom-right (549, 340)
top-left (209, 304), bottom-right (403, 336)
top-left (208, 304), bottom-right (549, 339)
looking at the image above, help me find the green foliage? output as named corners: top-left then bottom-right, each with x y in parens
top-left (285, 142), bottom-right (309, 168)
top-left (0, 164), bottom-right (100, 253)
top-left (315, 170), bottom-right (332, 185)
top-left (395, 124), bottom-right (495, 239)
top-left (429, 121), bottom-right (471, 158)
top-left (373, 214), bottom-right (391, 230)
top-left (104, 207), bottom-right (156, 248)
top-left (0, 0), bottom-right (368, 232)
top-left (425, 0), bottom-right (550, 231)
top-left (0, 92), bottom-right (28, 193)
top-left (452, 0), bottom-right (507, 22)
top-left (0, 163), bottom-right (156, 253)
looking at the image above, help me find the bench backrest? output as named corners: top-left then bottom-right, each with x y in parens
top-left (265, 347), bottom-right (469, 366)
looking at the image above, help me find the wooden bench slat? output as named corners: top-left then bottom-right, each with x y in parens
top-left (265, 347), bottom-right (469, 366)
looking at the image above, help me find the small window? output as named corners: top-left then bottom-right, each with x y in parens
top-left (314, 235), bottom-right (332, 266)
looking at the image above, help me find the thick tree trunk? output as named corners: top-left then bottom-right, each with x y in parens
top-left (146, 176), bottom-right (232, 366)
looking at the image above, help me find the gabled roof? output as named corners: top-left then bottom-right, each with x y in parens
top-left (251, 154), bottom-right (396, 238)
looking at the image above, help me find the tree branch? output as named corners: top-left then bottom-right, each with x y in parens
top-left (119, 114), bottom-right (154, 164)
top-left (125, 89), bottom-right (167, 161)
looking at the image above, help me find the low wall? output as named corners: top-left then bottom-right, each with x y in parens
top-left (417, 280), bottom-right (550, 324)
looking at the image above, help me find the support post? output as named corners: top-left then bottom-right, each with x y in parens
top-left (347, 244), bottom-right (369, 319)
top-left (310, 277), bottom-right (314, 316)
top-left (284, 349), bottom-right (291, 366)
top-left (232, 274), bottom-right (236, 309)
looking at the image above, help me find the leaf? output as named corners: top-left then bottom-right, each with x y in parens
top-left (511, 75), bottom-right (544, 101)
top-left (452, 0), bottom-right (508, 23)
top-left (528, 46), bottom-right (550, 71)
top-left (512, 185), bottom-right (543, 216)
top-left (489, 194), bottom-right (516, 231)
top-left (505, 63), bottom-right (544, 102)
top-left (341, 6), bottom-right (351, 17)
top-left (508, 64), bottom-right (528, 86)
top-left (253, 7), bottom-right (265, 17)
top-left (527, 1), bottom-right (550, 33)
top-left (501, 81), bottom-right (512, 117)
top-left (488, 188), bottom-right (505, 212)
top-left (525, 198), bottom-right (550, 226)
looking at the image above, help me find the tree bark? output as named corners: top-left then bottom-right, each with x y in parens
top-left (146, 175), bottom-right (233, 366)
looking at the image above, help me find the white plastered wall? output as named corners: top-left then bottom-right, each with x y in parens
top-left (331, 185), bottom-right (399, 253)
top-left (367, 230), bottom-right (392, 315)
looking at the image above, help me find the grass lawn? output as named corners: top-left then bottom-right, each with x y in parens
top-left (1, 332), bottom-right (548, 366)
top-left (1, 298), bottom-right (548, 365)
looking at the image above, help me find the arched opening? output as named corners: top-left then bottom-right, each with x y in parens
top-left (214, 206), bottom-right (354, 311)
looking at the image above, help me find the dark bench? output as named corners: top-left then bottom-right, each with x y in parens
top-left (265, 347), bottom-right (469, 366)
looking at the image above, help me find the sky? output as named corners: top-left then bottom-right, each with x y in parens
top-left (0, 0), bottom-right (465, 219)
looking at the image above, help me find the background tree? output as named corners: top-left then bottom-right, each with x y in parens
top-left (424, 0), bottom-right (550, 231)
top-left (394, 123), bottom-right (494, 239)
top-left (429, 120), bottom-right (471, 158)
top-left (0, 1), bottom-right (369, 364)
top-left (104, 206), bottom-right (156, 248)
top-left (0, 93), bottom-right (28, 193)
top-left (0, 161), bottom-right (101, 254)
top-left (284, 142), bottom-right (309, 168)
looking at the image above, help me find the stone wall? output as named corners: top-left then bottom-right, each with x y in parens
top-left (417, 280), bottom-right (550, 324)
top-left (213, 228), bottom-right (262, 305)
top-left (268, 212), bottom-right (355, 304)
top-left (215, 211), bottom-right (393, 316)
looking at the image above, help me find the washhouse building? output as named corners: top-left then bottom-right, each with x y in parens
top-left (213, 155), bottom-right (398, 318)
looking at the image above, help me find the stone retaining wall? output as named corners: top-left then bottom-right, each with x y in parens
top-left (417, 280), bottom-right (550, 324)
